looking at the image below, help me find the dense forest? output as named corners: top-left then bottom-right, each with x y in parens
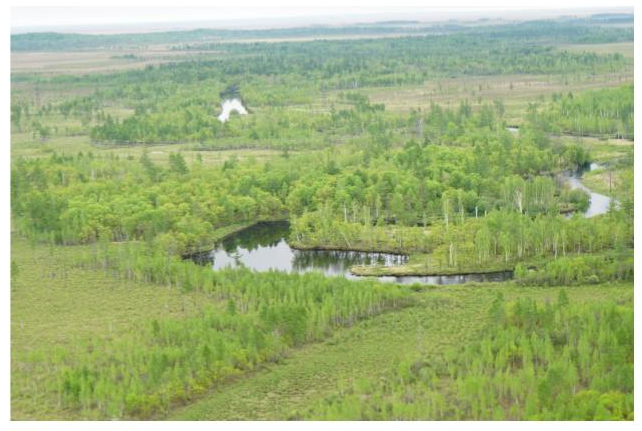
top-left (14, 107), bottom-right (629, 255)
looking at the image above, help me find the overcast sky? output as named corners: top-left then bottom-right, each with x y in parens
top-left (10, 2), bottom-right (634, 33)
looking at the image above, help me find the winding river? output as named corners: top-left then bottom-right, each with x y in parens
top-left (190, 221), bottom-right (513, 285)
top-left (190, 164), bottom-right (610, 285)
top-left (562, 163), bottom-right (617, 218)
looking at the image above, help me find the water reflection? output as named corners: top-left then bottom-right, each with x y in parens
top-left (380, 270), bottom-right (514, 285)
top-left (190, 221), bottom-right (513, 285)
top-left (208, 222), bottom-right (408, 276)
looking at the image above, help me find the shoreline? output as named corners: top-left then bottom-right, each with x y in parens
top-left (349, 263), bottom-right (515, 277)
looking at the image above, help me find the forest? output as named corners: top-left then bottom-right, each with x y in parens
top-left (11, 18), bottom-right (633, 51)
top-left (10, 13), bottom-right (634, 421)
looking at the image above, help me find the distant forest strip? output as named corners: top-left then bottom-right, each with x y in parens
top-left (11, 19), bottom-right (632, 52)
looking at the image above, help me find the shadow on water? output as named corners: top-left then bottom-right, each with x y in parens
top-left (380, 271), bottom-right (514, 286)
top-left (188, 221), bottom-right (513, 285)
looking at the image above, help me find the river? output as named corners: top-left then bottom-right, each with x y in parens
top-left (562, 163), bottom-right (616, 217)
top-left (190, 221), bottom-right (513, 285)
top-left (190, 166), bottom-right (610, 285)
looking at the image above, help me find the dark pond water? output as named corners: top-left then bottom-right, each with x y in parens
top-left (561, 163), bottom-right (616, 218)
top-left (191, 221), bottom-right (513, 285)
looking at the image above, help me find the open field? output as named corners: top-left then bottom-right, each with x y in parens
top-left (10, 237), bottom-right (220, 419)
top-left (364, 71), bottom-right (633, 120)
top-left (171, 282), bottom-right (633, 419)
top-left (11, 236), bottom-right (632, 420)
top-left (556, 41), bottom-right (634, 58)
top-left (11, 49), bottom-right (223, 75)
top-left (10, 133), bottom-right (290, 166)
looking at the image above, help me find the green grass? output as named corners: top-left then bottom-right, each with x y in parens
top-left (556, 42), bottom-right (634, 58)
top-left (350, 252), bottom-right (518, 276)
top-left (297, 290), bottom-right (633, 420)
top-left (10, 132), bottom-right (289, 167)
top-left (550, 135), bottom-right (633, 201)
top-left (359, 71), bottom-right (633, 121)
top-left (10, 236), bottom-right (220, 420)
top-left (582, 168), bottom-right (632, 201)
top-left (170, 282), bottom-right (632, 420)
top-left (9, 23), bottom-right (635, 421)
top-left (12, 234), bottom-right (632, 420)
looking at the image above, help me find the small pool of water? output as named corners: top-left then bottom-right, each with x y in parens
top-left (190, 221), bottom-right (513, 285)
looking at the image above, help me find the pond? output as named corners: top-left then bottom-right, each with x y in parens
top-left (217, 98), bottom-right (248, 123)
top-left (190, 221), bottom-right (514, 285)
top-left (561, 163), bottom-right (616, 218)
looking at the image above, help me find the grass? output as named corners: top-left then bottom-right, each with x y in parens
top-left (10, 236), bottom-right (220, 420)
top-left (359, 71), bottom-right (633, 121)
top-left (349, 252), bottom-right (528, 277)
top-left (12, 234), bottom-right (632, 420)
top-left (10, 132), bottom-right (289, 167)
top-left (555, 42), bottom-right (634, 58)
top-left (552, 135), bottom-right (633, 200)
top-left (170, 281), bottom-right (633, 420)
top-left (11, 49), bottom-right (223, 76)
top-left (551, 135), bottom-right (634, 159)
top-left (582, 167), bottom-right (631, 201)
top-left (9, 34), bottom-right (635, 421)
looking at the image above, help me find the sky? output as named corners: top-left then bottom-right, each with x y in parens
top-left (10, 1), bottom-right (634, 33)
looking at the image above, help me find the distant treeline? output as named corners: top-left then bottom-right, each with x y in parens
top-left (11, 20), bottom-right (632, 52)
top-left (10, 23), bottom-right (458, 52)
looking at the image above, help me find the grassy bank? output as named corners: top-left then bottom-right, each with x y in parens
top-left (582, 167), bottom-right (632, 201)
top-left (349, 252), bottom-right (518, 276)
top-left (183, 219), bottom-right (287, 256)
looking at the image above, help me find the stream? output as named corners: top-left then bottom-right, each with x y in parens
top-left (561, 163), bottom-right (616, 217)
top-left (190, 221), bottom-right (513, 285)
top-left (190, 165), bottom-right (610, 285)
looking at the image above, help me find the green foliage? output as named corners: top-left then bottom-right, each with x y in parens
top-left (168, 152), bottom-right (188, 175)
top-left (10, 16), bottom-right (635, 422)
top-left (51, 244), bottom-right (411, 418)
top-left (11, 152), bottom-right (292, 252)
top-left (301, 294), bottom-right (633, 420)
top-left (293, 207), bottom-right (633, 270)
top-left (11, 20), bottom-right (632, 51)
top-left (515, 251), bottom-right (633, 286)
top-left (534, 85), bottom-right (633, 139)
